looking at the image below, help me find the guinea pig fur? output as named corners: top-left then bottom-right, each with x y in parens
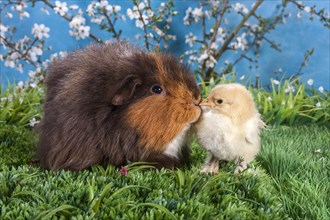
top-left (37, 42), bottom-right (201, 171)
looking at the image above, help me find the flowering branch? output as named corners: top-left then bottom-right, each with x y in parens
top-left (134, 1), bottom-right (151, 50)
top-left (0, 35), bottom-right (39, 68)
top-left (40, 0), bottom-right (102, 43)
top-left (208, 0), bottom-right (229, 48)
top-left (214, 0), bottom-right (264, 62)
top-left (287, 0), bottom-right (330, 28)
top-left (101, 7), bottom-right (121, 41)
top-left (1, 0), bottom-right (329, 90)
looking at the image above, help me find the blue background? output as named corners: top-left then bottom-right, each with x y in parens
top-left (1, 0), bottom-right (329, 90)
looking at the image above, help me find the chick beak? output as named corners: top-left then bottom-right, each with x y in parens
top-left (200, 99), bottom-right (214, 108)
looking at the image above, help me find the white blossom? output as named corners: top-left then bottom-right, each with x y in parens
top-left (284, 85), bottom-right (295, 93)
top-left (107, 5), bottom-right (121, 13)
top-left (315, 102), bottom-right (321, 107)
top-left (29, 70), bottom-right (37, 78)
top-left (54, 1), bottom-right (69, 16)
top-left (205, 55), bottom-right (217, 68)
top-left (210, 42), bottom-right (218, 50)
top-left (126, 7), bottom-right (139, 20)
top-left (167, 35), bottom-right (177, 40)
top-left (59, 51), bottom-right (68, 58)
top-left (183, 7), bottom-right (192, 25)
top-left (304, 6), bottom-right (311, 13)
top-left (267, 97), bottom-right (272, 101)
top-left (86, 3), bottom-right (97, 16)
top-left (4, 52), bottom-right (19, 68)
top-left (318, 86), bottom-right (324, 93)
top-left (135, 14), bottom-right (148, 29)
top-left (240, 75), bottom-right (245, 80)
top-left (272, 79), bottom-right (280, 85)
top-left (29, 46), bottom-right (43, 62)
top-left (32, 23), bottom-right (50, 39)
top-left (188, 55), bottom-right (197, 64)
top-left (91, 17), bottom-right (104, 24)
top-left (5, 12), bottom-right (13, 18)
top-left (192, 7), bottom-right (203, 22)
top-left (233, 3), bottom-right (249, 14)
top-left (115, 5), bottom-right (122, 13)
top-left (251, 24), bottom-right (261, 32)
top-left (153, 27), bottom-right (164, 36)
top-left (0, 24), bottom-right (8, 38)
top-left (235, 33), bottom-right (248, 50)
top-left (78, 25), bottom-right (90, 39)
top-left (100, 0), bottom-right (108, 7)
top-left (147, 9), bottom-right (154, 18)
top-left (185, 32), bottom-right (197, 47)
top-left (135, 34), bottom-right (142, 40)
top-left (70, 14), bottom-right (86, 29)
top-left (17, 64), bottom-right (23, 73)
top-left (41, 7), bottom-right (50, 15)
top-left (12, 3), bottom-right (30, 20)
top-left (29, 118), bottom-right (40, 127)
top-left (307, 79), bottom-right (314, 86)
top-left (70, 5), bottom-right (79, 10)
top-left (138, 2), bottom-right (145, 10)
top-left (29, 82), bottom-right (37, 88)
top-left (17, 81), bottom-right (24, 90)
top-left (1, 97), bottom-right (7, 102)
top-left (197, 53), bottom-right (208, 63)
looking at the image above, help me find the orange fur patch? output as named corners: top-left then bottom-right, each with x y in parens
top-left (126, 54), bottom-right (201, 152)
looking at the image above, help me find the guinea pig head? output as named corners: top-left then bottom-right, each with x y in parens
top-left (121, 53), bottom-right (202, 153)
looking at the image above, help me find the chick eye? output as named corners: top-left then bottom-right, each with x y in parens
top-left (216, 99), bottom-right (223, 104)
top-left (151, 85), bottom-right (163, 94)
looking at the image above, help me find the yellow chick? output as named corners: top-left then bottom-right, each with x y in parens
top-left (194, 83), bottom-right (265, 174)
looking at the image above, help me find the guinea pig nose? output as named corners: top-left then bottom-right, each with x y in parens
top-left (194, 97), bottom-right (202, 106)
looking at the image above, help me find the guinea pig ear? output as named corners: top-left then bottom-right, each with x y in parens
top-left (111, 75), bottom-right (142, 106)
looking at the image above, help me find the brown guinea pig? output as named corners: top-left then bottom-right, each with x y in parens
top-left (37, 42), bottom-right (201, 171)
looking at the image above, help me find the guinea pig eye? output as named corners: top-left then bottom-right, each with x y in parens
top-left (216, 99), bottom-right (223, 104)
top-left (151, 85), bottom-right (164, 94)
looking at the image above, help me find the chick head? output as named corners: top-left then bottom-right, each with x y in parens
top-left (201, 83), bottom-right (257, 123)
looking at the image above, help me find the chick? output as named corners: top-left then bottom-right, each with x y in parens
top-left (194, 83), bottom-right (265, 174)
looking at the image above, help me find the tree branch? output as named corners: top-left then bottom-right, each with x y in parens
top-left (0, 36), bottom-right (39, 67)
top-left (214, 0), bottom-right (264, 61)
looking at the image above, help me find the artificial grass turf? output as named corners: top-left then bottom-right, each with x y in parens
top-left (257, 125), bottom-right (330, 219)
top-left (0, 124), bottom-right (329, 219)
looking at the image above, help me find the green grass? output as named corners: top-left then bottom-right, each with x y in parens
top-left (0, 83), bottom-right (329, 219)
top-left (1, 124), bottom-right (329, 219)
top-left (0, 84), bottom-right (43, 127)
top-left (258, 125), bottom-right (330, 219)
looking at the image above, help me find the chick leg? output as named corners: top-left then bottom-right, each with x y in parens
top-left (234, 159), bottom-right (248, 174)
top-left (201, 152), bottom-right (213, 173)
top-left (201, 153), bottom-right (219, 174)
top-left (209, 156), bottom-right (219, 174)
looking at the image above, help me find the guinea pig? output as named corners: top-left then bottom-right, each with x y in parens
top-left (37, 42), bottom-right (201, 171)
